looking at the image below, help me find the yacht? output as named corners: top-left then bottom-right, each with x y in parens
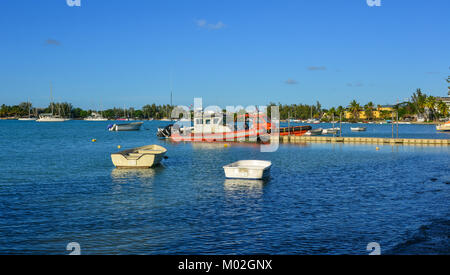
top-left (18, 101), bottom-right (37, 121)
top-left (36, 83), bottom-right (68, 122)
top-left (36, 113), bottom-right (66, 122)
top-left (84, 112), bottom-right (108, 121)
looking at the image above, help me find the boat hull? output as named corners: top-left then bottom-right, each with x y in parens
top-left (84, 118), bottom-right (108, 121)
top-left (18, 118), bottom-right (37, 121)
top-left (109, 122), bottom-right (143, 131)
top-left (36, 118), bottom-right (67, 122)
top-left (111, 145), bottom-right (167, 168)
top-left (436, 123), bottom-right (450, 131)
top-left (223, 160), bottom-right (272, 180)
top-left (167, 126), bottom-right (311, 142)
top-left (305, 128), bottom-right (323, 136)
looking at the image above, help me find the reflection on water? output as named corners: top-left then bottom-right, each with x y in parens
top-left (110, 166), bottom-right (164, 183)
top-left (191, 142), bottom-right (229, 150)
top-left (224, 178), bottom-right (269, 198)
top-left (191, 142), bottom-right (262, 150)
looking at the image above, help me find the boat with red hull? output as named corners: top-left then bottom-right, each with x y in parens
top-left (157, 112), bottom-right (311, 142)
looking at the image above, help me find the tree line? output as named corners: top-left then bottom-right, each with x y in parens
top-left (1, 83), bottom-right (449, 121)
top-left (0, 103), bottom-right (175, 120)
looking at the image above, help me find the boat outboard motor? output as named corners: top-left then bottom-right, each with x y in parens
top-left (157, 124), bottom-right (173, 138)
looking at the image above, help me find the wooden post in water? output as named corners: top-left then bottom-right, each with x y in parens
top-left (288, 112), bottom-right (290, 138)
top-left (392, 112), bottom-right (394, 139)
top-left (396, 99), bottom-right (399, 138)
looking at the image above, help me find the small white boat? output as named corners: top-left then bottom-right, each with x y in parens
top-left (18, 117), bottom-right (37, 121)
top-left (322, 127), bottom-right (340, 134)
top-left (108, 122), bottom-right (143, 131)
top-left (436, 121), bottom-right (450, 131)
top-left (111, 144), bottom-right (167, 168)
top-left (223, 160), bottom-right (272, 180)
top-left (305, 128), bottom-right (323, 136)
top-left (351, 127), bottom-right (367, 132)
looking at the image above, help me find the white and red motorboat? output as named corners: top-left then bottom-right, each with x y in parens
top-left (157, 112), bottom-right (311, 142)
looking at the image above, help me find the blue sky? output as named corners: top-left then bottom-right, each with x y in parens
top-left (0, 0), bottom-right (449, 109)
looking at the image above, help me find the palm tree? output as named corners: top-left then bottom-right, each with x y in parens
top-left (364, 102), bottom-right (374, 121)
top-left (349, 100), bottom-right (361, 120)
top-left (411, 88), bottom-right (427, 118)
top-left (447, 75), bottom-right (450, 95)
top-left (437, 100), bottom-right (449, 118)
top-left (425, 96), bottom-right (437, 121)
top-left (329, 107), bottom-right (336, 117)
top-left (316, 101), bottom-right (322, 117)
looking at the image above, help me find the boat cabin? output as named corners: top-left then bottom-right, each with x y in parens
top-left (192, 112), bottom-right (269, 134)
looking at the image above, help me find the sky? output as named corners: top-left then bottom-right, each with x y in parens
top-left (0, 0), bottom-right (449, 110)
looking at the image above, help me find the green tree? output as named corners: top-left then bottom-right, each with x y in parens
top-left (425, 96), bottom-right (437, 121)
top-left (349, 100), bottom-right (361, 120)
top-left (364, 102), bottom-right (374, 121)
top-left (411, 88), bottom-right (427, 118)
top-left (437, 100), bottom-right (449, 118)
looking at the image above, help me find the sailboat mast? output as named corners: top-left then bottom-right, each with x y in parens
top-left (170, 71), bottom-right (173, 106)
top-left (50, 82), bottom-right (54, 115)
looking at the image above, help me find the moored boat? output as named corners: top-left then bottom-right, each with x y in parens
top-left (436, 121), bottom-right (450, 131)
top-left (18, 117), bottom-right (37, 121)
top-left (157, 112), bottom-right (311, 142)
top-left (305, 128), bottom-right (323, 136)
top-left (18, 100), bottom-right (37, 121)
top-left (351, 127), bottom-right (367, 131)
top-left (108, 122), bottom-right (143, 131)
top-left (84, 112), bottom-right (108, 121)
top-left (111, 144), bottom-right (167, 168)
top-left (322, 127), bottom-right (340, 135)
top-left (223, 160), bottom-right (272, 180)
top-left (36, 113), bottom-right (67, 122)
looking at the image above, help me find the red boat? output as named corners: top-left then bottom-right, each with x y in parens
top-left (157, 112), bottom-right (311, 142)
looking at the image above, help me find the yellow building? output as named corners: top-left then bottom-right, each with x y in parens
top-left (344, 106), bottom-right (394, 120)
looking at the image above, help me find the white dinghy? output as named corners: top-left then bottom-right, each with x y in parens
top-left (223, 160), bottom-right (272, 180)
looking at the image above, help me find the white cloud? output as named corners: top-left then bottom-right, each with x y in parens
top-left (285, 79), bottom-right (298, 85)
top-left (307, 66), bottom-right (327, 71)
top-left (196, 19), bottom-right (226, 30)
top-left (196, 19), bottom-right (207, 27)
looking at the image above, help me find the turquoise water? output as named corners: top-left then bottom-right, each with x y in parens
top-left (0, 120), bottom-right (449, 254)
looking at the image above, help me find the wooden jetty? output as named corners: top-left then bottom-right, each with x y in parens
top-left (277, 136), bottom-right (450, 146)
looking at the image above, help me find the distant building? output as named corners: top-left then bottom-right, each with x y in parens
top-left (436, 96), bottom-right (450, 108)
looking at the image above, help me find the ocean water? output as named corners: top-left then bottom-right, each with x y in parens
top-left (0, 120), bottom-right (448, 255)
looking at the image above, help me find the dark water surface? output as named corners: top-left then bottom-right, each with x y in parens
top-left (0, 120), bottom-right (448, 254)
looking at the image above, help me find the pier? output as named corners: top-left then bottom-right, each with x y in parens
top-left (278, 136), bottom-right (450, 146)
